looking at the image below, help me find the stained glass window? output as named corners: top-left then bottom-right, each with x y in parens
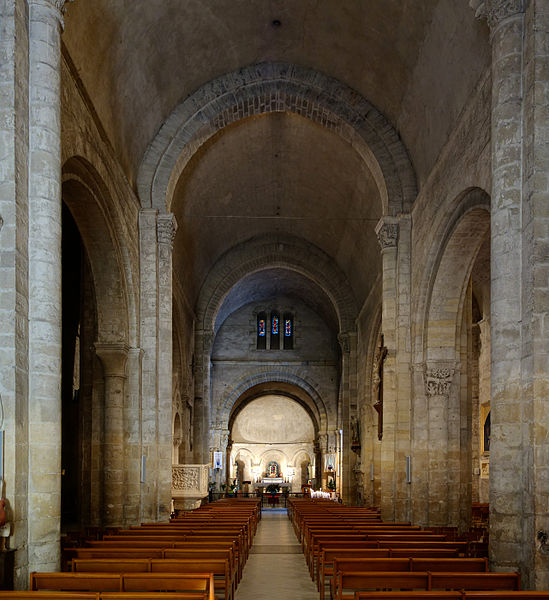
top-left (257, 312), bottom-right (267, 349)
top-left (283, 312), bottom-right (293, 349)
top-left (270, 311), bottom-right (280, 349)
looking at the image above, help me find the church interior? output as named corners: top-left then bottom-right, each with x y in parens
top-left (2, 0), bottom-right (549, 594)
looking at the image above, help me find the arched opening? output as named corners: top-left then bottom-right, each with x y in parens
top-left (420, 191), bottom-right (490, 529)
top-left (229, 394), bottom-right (317, 494)
top-left (61, 157), bottom-right (132, 528)
top-left (61, 202), bottom-right (94, 528)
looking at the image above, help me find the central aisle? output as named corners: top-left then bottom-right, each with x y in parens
top-left (236, 508), bottom-right (319, 599)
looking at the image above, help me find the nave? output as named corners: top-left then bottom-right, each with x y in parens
top-left (3, 497), bottom-right (549, 599)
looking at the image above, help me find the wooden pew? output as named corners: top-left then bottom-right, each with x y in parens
top-left (429, 573), bottom-right (520, 592)
top-left (353, 593), bottom-right (463, 600)
top-left (30, 572), bottom-right (215, 600)
top-left (335, 571), bottom-right (520, 600)
top-left (0, 594), bottom-right (99, 599)
top-left (335, 570), bottom-right (430, 599)
top-left (324, 558), bottom-right (488, 600)
top-left (71, 558), bottom-right (233, 600)
top-left (31, 573), bottom-right (122, 592)
top-left (123, 571), bottom-right (216, 600)
top-left (464, 594), bottom-right (549, 599)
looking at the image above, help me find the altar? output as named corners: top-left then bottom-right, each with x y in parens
top-left (261, 477), bottom-right (283, 485)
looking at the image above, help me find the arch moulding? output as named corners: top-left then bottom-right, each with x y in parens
top-left (137, 62), bottom-right (417, 216)
top-left (197, 233), bottom-right (358, 336)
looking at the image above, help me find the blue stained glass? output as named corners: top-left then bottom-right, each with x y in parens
top-left (258, 319), bottom-right (266, 336)
top-left (285, 319), bottom-right (292, 336)
top-left (272, 315), bottom-right (279, 335)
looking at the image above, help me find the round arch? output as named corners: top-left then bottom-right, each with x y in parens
top-left (137, 62), bottom-right (416, 216)
top-left (217, 373), bottom-right (331, 436)
top-left (228, 383), bottom-right (322, 437)
top-left (62, 156), bottom-right (131, 345)
top-left (423, 189), bottom-right (490, 362)
top-left (196, 234), bottom-right (358, 336)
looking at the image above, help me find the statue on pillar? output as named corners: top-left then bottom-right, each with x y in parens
top-left (372, 334), bottom-right (388, 440)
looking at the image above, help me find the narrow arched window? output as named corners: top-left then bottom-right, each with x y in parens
top-left (257, 312), bottom-right (267, 349)
top-left (283, 313), bottom-right (293, 350)
top-left (270, 311), bottom-right (280, 350)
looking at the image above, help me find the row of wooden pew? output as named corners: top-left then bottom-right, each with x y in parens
top-left (287, 498), bottom-right (547, 600)
top-left (11, 498), bottom-right (261, 600)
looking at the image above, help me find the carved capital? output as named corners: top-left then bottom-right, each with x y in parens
top-left (470, 0), bottom-right (525, 31)
top-left (375, 217), bottom-right (399, 250)
top-left (338, 332), bottom-right (351, 354)
top-left (157, 213), bottom-right (178, 247)
top-left (424, 363), bottom-right (455, 397)
top-left (94, 342), bottom-right (130, 378)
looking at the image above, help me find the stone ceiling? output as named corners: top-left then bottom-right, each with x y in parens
top-left (62, 1), bottom-right (490, 320)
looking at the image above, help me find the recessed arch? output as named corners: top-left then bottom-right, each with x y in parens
top-left (218, 374), bottom-right (331, 436)
top-left (62, 156), bottom-right (131, 345)
top-left (137, 62), bottom-right (416, 216)
top-left (197, 234), bottom-right (358, 336)
top-left (423, 189), bottom-right (490, 362)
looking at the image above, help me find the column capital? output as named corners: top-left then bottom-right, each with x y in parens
top-left (30, 0), bottom-right (74, 27)
top-left (470, 0), bottom-right (525, 32)
top-left (157, 213), bottom-right (178, 247)
top-left (337, 331), bottom-right (356, 354)
top-left (94, 342), bottom-right (130, 378)
top-left (423, 362), bottom-right (456, 397)
top-left (375, 216), bottom-right (399, 251)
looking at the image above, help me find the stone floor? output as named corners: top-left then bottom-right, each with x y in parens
top-left (235, 508), bottom-right (319, 599)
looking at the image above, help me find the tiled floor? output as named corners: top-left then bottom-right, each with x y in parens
top-left (235, 508), bottom-right (319, 599)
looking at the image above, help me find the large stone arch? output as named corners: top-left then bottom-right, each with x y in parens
top-left (197, 233), bottom-right (358, 336)
top-left (411, 187), bottom-right (490, 528)
top-left (422, 188), bottom-right (490, 362)
top-left (62, 156), bottom-right (132, 345)
top-left (137, 62), bottom-right (416, 216)
top-left (217, 372), bottom-right (331, 435)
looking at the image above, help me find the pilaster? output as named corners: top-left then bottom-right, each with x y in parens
top-left (156, 213), bottom-right (177, 521)
top-left (375, 215), bottom-right (412, 522)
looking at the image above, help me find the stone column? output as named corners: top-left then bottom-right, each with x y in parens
top-left (474, 0), bottom-right (530, 580)
top-left (479, 0), bottom-right (549, 587)
top-left (195, 329), bottom-right (214, 464)
top-left (486, 0), bottom-right (526, 575)
top-left (138, 208), bottom-right (158, 522)
top-left (337, 331), bottom-right (357, 503)
top-left (1, 0), bottom-right (30, 587)
top-left (423, 363), bottom-right (456, 526)
top-left (27, 0), bottom-right (70, 575)
top-left (94, 343), bottom-right (129, 527)
top-left (156, 213), bottom-right (177, 521)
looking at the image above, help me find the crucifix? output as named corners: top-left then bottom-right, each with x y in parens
top-left (373, 334), bottom-right (388, 441)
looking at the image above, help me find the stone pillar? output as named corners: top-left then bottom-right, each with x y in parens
top-left (337, 332), bottom-right (356, 503)
top-left (156, 213), bottom-right (177, 520)
top-left (138, 209), bottom-right (176, 523)
top-left (138, 208), bottom-right (158, 522)
top-left (475, 2), bottom-right (549, 584)
top-left (486, 0), bottom-right (526, 575)
top-left (94, 343), bottom-right (129, 527)
top-left (423, 363), bottom-right (456, 526)
top-left (375, 215), bottom-right (411, 522)
top-left (195, 329), bottom-right (214, 464)
top-left (0, 0), bottom-right (30, 587)
top-left (27, 0), bottom-right (70, 575)
top-left (124, 348), bottom-right (144, 525)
